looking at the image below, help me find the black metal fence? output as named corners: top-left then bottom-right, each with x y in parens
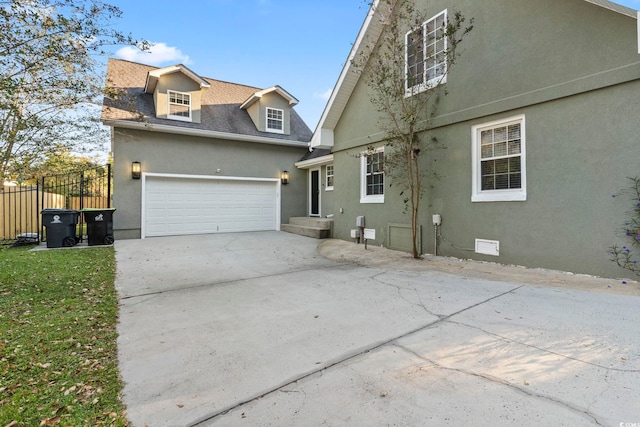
top-left (1, 164), bottom-right (112, 245)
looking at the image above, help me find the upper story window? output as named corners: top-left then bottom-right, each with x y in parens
top-left (266, 108), bottom-right (284, 133)
top-left (168, 90), bottom-right (192, 122)
top-left (406, 10), bottom-right (447, 96)
top-left (326, 164), bottom-right (334, 191)
top-left (472, 115), bottom-right (527, 202)
top-left (360, 147), bottom-right (384, 204)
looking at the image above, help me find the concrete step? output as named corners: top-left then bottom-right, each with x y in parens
top-left (281, 223), bottom-right (331, 239)
top-left (289, 217), bottom-right (333, 229)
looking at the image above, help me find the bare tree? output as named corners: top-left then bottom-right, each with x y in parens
top-left (353, 0), bottom-right (472, 258)
top-left (0, 0), bottom-right (147, 185)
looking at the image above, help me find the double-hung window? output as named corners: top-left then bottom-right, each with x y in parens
top-left (168, 90), bottom-right (192, 121)
top-left (406, 10), bottom-right (448, 95)
top-left (326, 164), bottom-right (334, 191)
top-left (266, 108), bottom-right (284, 133)
top-left (360, 147), bottom-right (384, 203)
top-left (472, 115), bottom-right (526, 202)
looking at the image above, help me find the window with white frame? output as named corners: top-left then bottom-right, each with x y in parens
top-left (266, 108), bottom-right (284, 133)
top-left (326, 164), bottom-right (334, 191)
top-left (360, 148), bottom-right (384, 203)
top-left (167, 90), bottom-right (192, 121)
top-left (406, 10), bottom-right (448, 95)
top-left (472, 115), bottom-right (526, 202)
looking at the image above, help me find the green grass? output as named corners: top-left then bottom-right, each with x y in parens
top-left (0, 245), bottom-right (128, 426)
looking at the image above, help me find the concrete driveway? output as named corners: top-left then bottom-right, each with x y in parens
top-left (115, 232), bottom-right (640, 427)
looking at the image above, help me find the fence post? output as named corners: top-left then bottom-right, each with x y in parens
top-left (107, 163), bottom-right (112, 208)
top-left (40, 176), bottom-right (45, 243)
top-left (36, 181), bottom-right (40, 243)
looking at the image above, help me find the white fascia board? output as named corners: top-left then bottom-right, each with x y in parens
top-left (311, 0), bottom-right (382, 145)
top-left (638, 10), bottom-right (640, 53)
top-left (103, 119), bottom-right (308, 148)
top-left (295, 154), bottom-right (334, 169)
top-left (144, 64), bottom-right (211, 93)
top-left (240, 86), bottom-right (299, 110)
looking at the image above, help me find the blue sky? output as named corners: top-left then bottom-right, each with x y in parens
top-left (106, 0), bottom-right (640, 130)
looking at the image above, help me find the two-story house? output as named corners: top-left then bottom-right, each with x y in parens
top-left (101, 59), bottom-right (312, 239)
top-left (303, 0), bottom-right (640, 280)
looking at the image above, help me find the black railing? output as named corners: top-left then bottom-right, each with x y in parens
top-left (0, 164), bottom-right (112, 245)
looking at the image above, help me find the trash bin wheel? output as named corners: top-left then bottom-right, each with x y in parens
top-left (104, 235), bottom-right (115, 245)
top-left (62, 236), bottom-right (76, 247)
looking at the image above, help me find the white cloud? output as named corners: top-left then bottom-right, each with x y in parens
top-left (115, 42), bottom-right (191, 66)
top-left (314, 89), bottom-right (333, 101)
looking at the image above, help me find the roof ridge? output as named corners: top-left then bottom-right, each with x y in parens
top-left (108, 57), bottom-right (264, 92)
top-left (201, 76), bottom-right (262, 91)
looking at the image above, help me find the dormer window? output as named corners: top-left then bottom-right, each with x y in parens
top-left (168, 90), bottom-right (192, 122)
top-left (266, 108), bottom-right (284, 133)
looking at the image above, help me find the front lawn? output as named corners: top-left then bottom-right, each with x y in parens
top-left (0, 245), bottom-right (128, 426)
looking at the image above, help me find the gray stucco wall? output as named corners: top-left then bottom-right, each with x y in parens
top-left (329, 0), bottom-right (640, 279)
top-left (112, 128), bottom-right (307, 239)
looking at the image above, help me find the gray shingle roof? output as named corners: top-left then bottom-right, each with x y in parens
top-left (299, 148), bottom-right (331, 162)
top-left (102, 59), bottom-right (312, 143)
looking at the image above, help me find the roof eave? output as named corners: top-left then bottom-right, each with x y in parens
top-left (102, 119), bottom-right (309, 148)
top-left (240, 86), bottom-right (299, 110)
top-left (311, 0), bottom-right (386, 148)
top-left (585, 0), bottom-right (637, 18)
top-left (143, 64), bottom-right (211, 94)
top-left (295, 153), bottom-right (334, 169)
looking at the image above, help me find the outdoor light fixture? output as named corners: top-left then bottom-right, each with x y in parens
top-left (131, 161), bottom-right (141, 179)
top-left (280, 170), bottom-right (290, 185)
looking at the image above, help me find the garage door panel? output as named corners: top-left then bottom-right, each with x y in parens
top-left (144, 176), bottom-right (278, 237)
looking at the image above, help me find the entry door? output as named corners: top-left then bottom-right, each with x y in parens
top-left (310, 169), bottom-right (320, 217)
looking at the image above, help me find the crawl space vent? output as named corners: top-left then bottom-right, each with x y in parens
top-left (475, 239), bottom-right (500, 256)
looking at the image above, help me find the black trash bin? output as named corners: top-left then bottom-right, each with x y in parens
top-left (82, 208), bottom-right (116, 246)
top-left (41, 209), bottom-right (80, 248)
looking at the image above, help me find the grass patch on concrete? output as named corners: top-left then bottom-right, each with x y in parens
top-left (0, 245), bottom-right (128, 426)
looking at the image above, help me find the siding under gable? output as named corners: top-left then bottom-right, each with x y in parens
top-left (155, 72), bottom-right (204, 123)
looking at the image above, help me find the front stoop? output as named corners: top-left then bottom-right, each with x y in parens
top-left (281, 217), bottom-right (333, 239)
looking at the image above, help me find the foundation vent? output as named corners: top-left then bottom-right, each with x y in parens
top-left (475, 239), bottom-right (500, 256)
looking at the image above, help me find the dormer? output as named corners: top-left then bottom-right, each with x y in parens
top-left (144, 64), bottom-right (210, 124)
top-left (240, 86), bottom-right (299, 135)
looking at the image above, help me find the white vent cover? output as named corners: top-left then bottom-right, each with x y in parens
top-left (475, 239), bottom-right (500, 256)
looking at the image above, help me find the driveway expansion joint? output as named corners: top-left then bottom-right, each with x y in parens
top-left (188, 284), bottom-right (525, 426)
top-left (119, 262), bottom-right (352, 300)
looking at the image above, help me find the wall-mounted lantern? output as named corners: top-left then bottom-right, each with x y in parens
top-left (131, 161), bottom-right (141, 179)
top-left (280, 170), bottom-right (290, 185)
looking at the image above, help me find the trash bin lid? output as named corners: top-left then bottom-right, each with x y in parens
top-left (80, 208), bottom-right (116, 212)
top-left (41, 208), bottom-right (80, 214)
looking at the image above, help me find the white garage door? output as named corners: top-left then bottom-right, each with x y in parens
top-left (143, 175), bottom-right (279, 237)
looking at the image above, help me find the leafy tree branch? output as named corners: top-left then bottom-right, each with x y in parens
top-left (352, 0), bottom-right (472, 258)
top-left (0, 0), bottom-right (148, 185)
